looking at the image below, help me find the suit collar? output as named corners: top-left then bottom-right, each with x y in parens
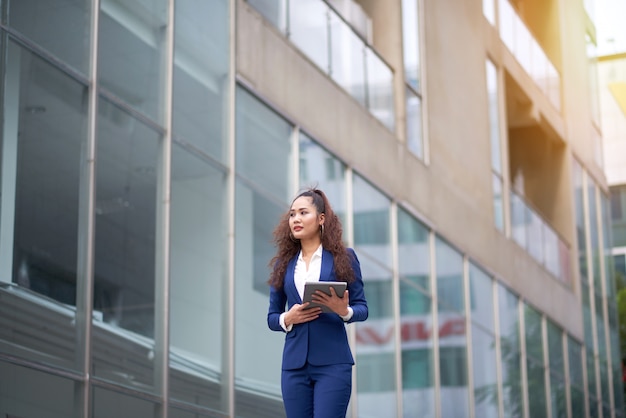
top-left (320, 248), bottom-right (334, 282)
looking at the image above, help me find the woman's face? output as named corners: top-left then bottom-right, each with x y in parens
top-left (289, 196), bottom-right (324, 242)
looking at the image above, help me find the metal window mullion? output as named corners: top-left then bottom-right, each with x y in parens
top-left (563, 333), bottom-right (573, 418)
top-left (154, 0), bottom-right (175, 415)
top-left (73, 0), bottom-right (101, 415)
top-left (519, 300), bottom-right (529, 418)
top-left (542, 315), bottom-right (552, 418)
top-left (430, 232), bottom-right (441, 418)
top-left (493, 281), bottom-right (505, 418)
top-left (223, 0), bottom-right (237, 414)
top-left (345, 167), bottom-right (357, 418)
top-left (596, 188), bottom-right (616, 416)
top-left (463, 257), bottom-right (475, 418)
top-left (390, 202), bottom-right (403, 418)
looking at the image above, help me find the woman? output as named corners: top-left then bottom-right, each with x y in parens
top-left (267, 188), bottom-right (368, 418)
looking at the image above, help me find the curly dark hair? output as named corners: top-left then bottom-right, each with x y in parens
top-left (267, 188), bottom-right (355, 289)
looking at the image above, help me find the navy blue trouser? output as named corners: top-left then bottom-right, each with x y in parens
top-left (281, 362), bottom-right (352, 418)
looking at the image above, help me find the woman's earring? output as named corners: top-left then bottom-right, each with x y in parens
top-left (290, 232), bottom-right (298, 243)
top-left (319, 224), bottom-right (324, 239)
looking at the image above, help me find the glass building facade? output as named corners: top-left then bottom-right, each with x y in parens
top-left (0, 0), bottom-right (623, 417)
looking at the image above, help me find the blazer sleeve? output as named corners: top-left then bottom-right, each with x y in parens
top-left (267, 284), bottom-right (288, 332)
top-left (346, 248), bottom-right (368, 324)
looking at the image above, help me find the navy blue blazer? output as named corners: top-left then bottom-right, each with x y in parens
top-left (267, 248), bottom-right (368, 370)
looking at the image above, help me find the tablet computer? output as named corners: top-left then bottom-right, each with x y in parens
top-left (303, 281), bottom-right (347, 313)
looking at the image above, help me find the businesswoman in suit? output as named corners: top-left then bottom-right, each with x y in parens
top-left (267, 188), bottom-right (368, 418)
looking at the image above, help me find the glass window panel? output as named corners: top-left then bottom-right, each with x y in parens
top-left (469, 263), bottom-right (494, 330)
top-left (570, 387), bottom-right (585, 418)
top-left (329, 13), bottom-right (366, 106)
top-left (406, 87), bottom-right (423, 159)
top-left (93, 386), bottom-right (158, 417)
top-left (498, 284), bottom-right (523, 418)
top-left (510, 191), bottom-right (527, 249)
top-left (493, 173), bottom-right (504, 231)
top-left (435, 237), bottom-right (468, 416)
top-left (93, 97), bottom-right (160, 391)
top-left (527, 209), bottom-right (544, 263)
top-left (587, 351), bottom-right (597, 401)
top-left (486, 60), bottom-right (501, 174)
top-left (573, 160), bottom-right (587, 279)
top-left (353, 174), bottom-right (396, 417)
top-left (595, 294), bottom-right (606, 360)
top-left (236, 88), bottom-right (293, 202)
top-left (524, 305), bottom-right (543, 362)
top-left (543, 225), bottom-right (560, 278)
top-left (483, 0), bottom-right (495, 25)
top-left (546, 320), bottom-right (564, 373)
top-left (0, 362), bottom-right (76, 418)
top-left (98, 0), bottom-right (168, 122)
top-left (549, 374), bottom-right (568, 418)
top-left (397, 208), bottom-right (434, 417)
top-left (0, 41), bottom-right (87, 370)
top-left (247, 0), bottom-right (287, 32)
top-left (289, 0), bottom-right (329, 73)
top-left (401, 347), bottom-right (435, 418)
top-left (298, 132), bottom-right (346, 230)
top-left (472, 325), bottom-right (499, 418)
top-left (401, 0), bottom-right (421, 91)
top-left (436, 237), bottom-right (464, 313)
top-left (526, 357), bottom-right (548, 417)
top-left (7, 0), bottom-right (91, 74)
top-left (168, 145), bottom-right (227, 412)
top-left (614, 359), bottom-right (625, 415)
top-left (173, 0), bottom-right (229, 163)
top-left (582, 281), bottom-right (594, 350)
top-left (365, 48), bottom-right (395, 131)
top-left (600, 194), bottom-right (615, 297)
top-left (588, 181), bottom-right (601, 293)
top-left (233, 87), bottom-right (294, 417)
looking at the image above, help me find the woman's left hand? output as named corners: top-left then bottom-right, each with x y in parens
top-left (312, 287), bottom-right (350, 317)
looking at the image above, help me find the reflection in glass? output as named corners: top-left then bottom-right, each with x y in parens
top-left (401, 0), bottom-right (421, 91)
top-left (93, 97), bottom-right (160, 391)
top-left (0, 41), bottom-right (87, 370)
top-left (173, 0), bottom-right (229, 162)
top-left (365, 49), bottom-right (395, 131)
top-left (588, 181), bottom-right (601, 293)
top-left (435, 237), bottom-right (468, 417)
top-left (406, 87), bottom-right (423, 159)
top-left (353, 174), bottom-right (396, 417)
top-left (236, 88), bottom-right (293, 202)
top-left (93, 386), bottom-right (158, 417)
top-left (247, 0), bottom-right (287, 32)
top-left (0, 362), bottom-right (75, 418)
top-left (169, 144), bottom-right (228, 412)
top-left (398, 208), bottom-right (433, 418)
top-left (524, 305), bottom-right (547, 417)
top-left (299, 133), bottom-right (347, 232)
top-left (493, 174), bottom-right (504, 231)
top-left (572, 160), bottom-right (587, 279)
top-left (234, 86), bottom-right (293, 417)
top-left (486, 60), bottom-right (501, 175)
top-left (469, 264), bottom-right (498, 417)
top-left (98, 0), bottom-right (168, 122)
top-left (568, 337), bottom-right (585, 418)
top-left (329, 13), bottom-right (366, 106)
top-left (289, 0), bottom-right (329, 73)
top-left (498, 284), bottom-right (523, 418)
top-left (510, 191), bottom-right (527, 249)
top-left (7, 0), bottom-right (91, 74)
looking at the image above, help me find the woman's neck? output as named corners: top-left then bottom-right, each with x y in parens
top-left (300, 238), bottom-right (321, 258)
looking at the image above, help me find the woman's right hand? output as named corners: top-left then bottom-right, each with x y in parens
top-left (284, 303), bottom-right (321, 328)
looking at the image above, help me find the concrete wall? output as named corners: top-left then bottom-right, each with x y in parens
top-left (236, 0), bottom-right (583, 338)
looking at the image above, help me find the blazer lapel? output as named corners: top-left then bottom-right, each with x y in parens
top-left (285, 256), bottom-right (302, 303)
top-left (320, 249), bottom-right (334, 282)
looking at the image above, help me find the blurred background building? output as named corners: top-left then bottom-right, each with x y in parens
top-left (0, 0), bottom-right (622, 417)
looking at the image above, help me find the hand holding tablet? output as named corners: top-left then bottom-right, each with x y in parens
top-left (303, 281), bottom-right (347, 313)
